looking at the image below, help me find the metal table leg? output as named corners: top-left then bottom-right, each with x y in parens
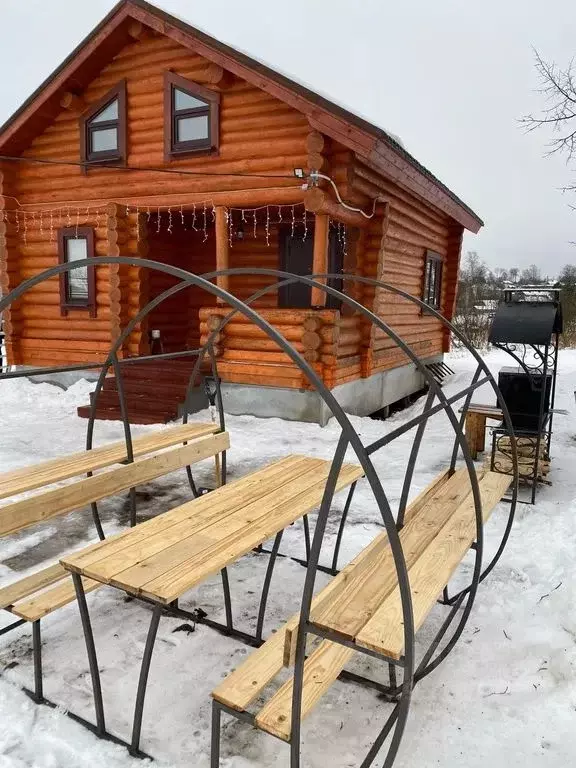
top-left (130, 603), bottom-right (163, 756)
top-left (71, 572), bottom-right (106, 736)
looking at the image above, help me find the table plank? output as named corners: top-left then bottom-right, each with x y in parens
top-left (62, 455), bottom-right (314, 574)
top-left (108, 459), bottom-right (329, 591)
top-left (139, 463), bottom-right (363, 604)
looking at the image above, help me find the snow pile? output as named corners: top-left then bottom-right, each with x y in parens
top-left (0, 350), bottom-right (575, 767)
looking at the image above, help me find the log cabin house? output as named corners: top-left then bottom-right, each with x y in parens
top-left (0, 0), bottom-right (483, 424)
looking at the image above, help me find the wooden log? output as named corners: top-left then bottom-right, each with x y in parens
top-left (199, 307), bottom-right (339, 325)
top-left (60, 92), bottom-right (84, 111)
top-left (128, 20), bottom-right (152, 41)
top-left (221, 337), bottom-right (306, 353)
top-left (302, 331), bottom-right (321, 350)
top-left (307, 152), bottom-right (327, 171)
top-left (215, 206), bottom-right (229, 302)
top-left (206, 315), bottom-right (223, 331)
top-left (221, 350), bottom-right (294, 364)
top-left (303, 315), bottom-right (321, 332)
top-left (306, 131), bottom-right (326, 154)
top-left (311, 213), bottom-right (329, 307)
top-left (223, 323), bottom-right (302, 341)
top-left (304, 187), bottom-right (371, 228)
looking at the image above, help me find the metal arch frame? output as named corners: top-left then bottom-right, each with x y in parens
top-left (0, 261), bottom-right (518, 767)
top-left (196, 267), bottom-right (519, 591)
top-left (0, 260), bottom-right (416, 766)
top-left (197, 269), bottom-right (519, 714)
top-left (105, 264), bottom-right (483, 766)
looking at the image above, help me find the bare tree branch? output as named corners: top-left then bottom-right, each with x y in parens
top-left (520, 49), bottom-right (576, 164)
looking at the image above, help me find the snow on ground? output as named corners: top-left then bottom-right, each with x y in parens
top-left (0, 350), bottom-right (575, 768)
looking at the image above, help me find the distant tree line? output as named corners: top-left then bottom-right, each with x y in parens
top-left (453, 252), bottom-right (576, 348)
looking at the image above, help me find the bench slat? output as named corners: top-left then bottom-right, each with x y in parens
top-left (137, 463), bottom-right (363, 604)
top-left (309, 468), bottom-right (476, 642)
top-left (63, 455), bottom-right (312, 577)
top-left (283, 469), bottom-right (455, 664)
top-left (212, 621), bottom-right (298, 712)
top-left (255, 640), bottom-right (354, 742)
top-left (356, 471), bottom-right (512, 657)
top-left (0, 422), bottom-right (218, 501)
top-left (10, 575), bottom-right (101, 621)
top-left (0, 563), bottom-right (67, 610)
top-left (0, 432), bottom-right (230, 537)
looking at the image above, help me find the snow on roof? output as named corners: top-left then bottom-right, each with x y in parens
top-left (153, 0), bottom-right (407, 150)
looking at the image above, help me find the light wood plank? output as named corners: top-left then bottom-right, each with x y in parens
top-left (399, 469), bottom-right (451, 526)
top-left (109, 459), bottom-right (329, 592)
top-left (10, 575), bottom-right (101, 621)
top-left (356, 471), bottom-right (512, 657)
top-left (0, 563), bottom-right (67, 610)
top-left (255, 640), bottom-right (354, 741)
top-left (461, 404), bottom-right (503, 418)
top-left (61, 455), bottom-right (308, 575)
top-left (310, 468), bottom-right (478, 640)
top-left (284, 532), bottom-right (388, 666)
top-left (138, 464), bottom-right (363, 604)
top-left (0, 432), bottom-right (230, 536)
top-left (212, 621), bottom-right (298, 711)
top-left (283, 469), bottom-right (460, 664)
top-left (0, 422), bottom-right (217, 501)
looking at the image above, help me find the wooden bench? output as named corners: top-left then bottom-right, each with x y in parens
top-left (460, 403), bottom-right (504, 459)
top-left (212, 467), bottom-right (511, 750)
top-left (0, 421), bottom-right (228, 703)
top-left (59, 454), bottom-right (363, 753)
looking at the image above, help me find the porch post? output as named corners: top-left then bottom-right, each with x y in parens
top-left (311, 213), bottom-right (329, 307)
top-left (215, 206), bottom-right (229, 304)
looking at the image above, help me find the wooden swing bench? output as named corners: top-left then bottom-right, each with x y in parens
top-left (0, 421), bottom-right (228, 702)
top-left (212, 466), bottom-right (511, 751)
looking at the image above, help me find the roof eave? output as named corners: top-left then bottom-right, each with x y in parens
top-left (0, 0), bottom-right (483, 232)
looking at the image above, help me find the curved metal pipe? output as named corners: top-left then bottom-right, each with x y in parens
top-left (0, 259), bottom-right (520, 765)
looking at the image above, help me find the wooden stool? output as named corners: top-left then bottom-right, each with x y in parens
top-left (460, 404), bottom-right (503, 459)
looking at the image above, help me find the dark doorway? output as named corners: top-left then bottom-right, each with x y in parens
top-left (278, 225), bottom-right (344, 309)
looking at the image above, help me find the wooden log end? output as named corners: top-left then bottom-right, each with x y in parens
top-left (301, 330), bottom-right (321, 350)
top-left (306, 131), bottom-right (326, 154)
top-left (60, 91), bottom-right (84, 111)
top-left (303, 315), bottom-right (321, 332)
top-left (206, 315), bottom-right (223, 331)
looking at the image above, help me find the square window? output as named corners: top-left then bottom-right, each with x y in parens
top-left (176, 115), bottom-right (209, 142)
top-left (90, 127), bottom-right (118, 153)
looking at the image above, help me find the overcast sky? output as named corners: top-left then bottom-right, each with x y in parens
top-left (1, 0), bottom-right (575, 274)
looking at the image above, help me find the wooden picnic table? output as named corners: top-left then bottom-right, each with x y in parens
top-left (60, 454), bottom-right (363, 755)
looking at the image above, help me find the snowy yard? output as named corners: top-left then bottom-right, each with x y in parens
top-left (0, 349), bottom-right (575, 768)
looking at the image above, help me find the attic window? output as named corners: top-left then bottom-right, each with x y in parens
top-left (80, 81), bottom-right (126, 166)
top-left (164, 72), bottom-right (220, 158)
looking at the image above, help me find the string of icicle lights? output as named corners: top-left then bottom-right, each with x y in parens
top-left (0, 200), bottom-right (348, 253)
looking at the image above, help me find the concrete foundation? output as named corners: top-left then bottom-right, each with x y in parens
top-left (14, 355), bottom-right (443, 426)
top-left (220, 355), bottom-right (443, 426)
